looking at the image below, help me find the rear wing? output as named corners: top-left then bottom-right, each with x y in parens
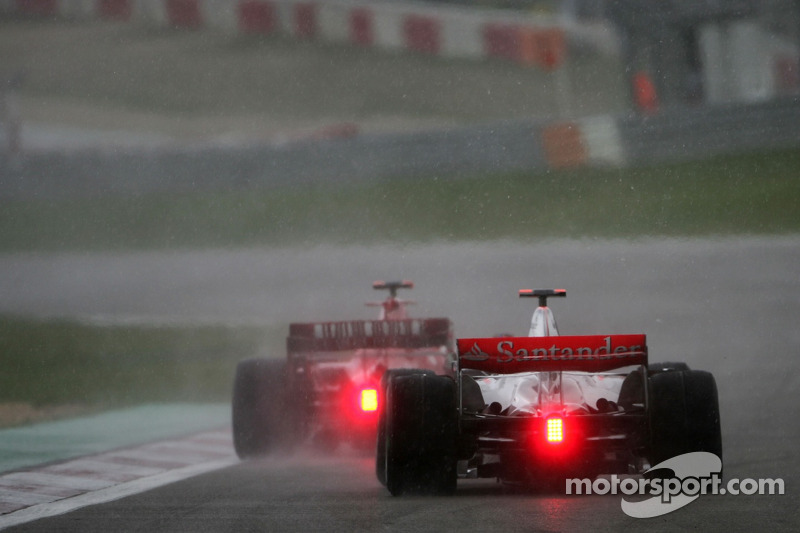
top-left (288, 318), bottom-right (453, 353)
top-left (457, 334), bottom-right (647, 374)
top-left (373, 280), bottom-right (413, 294)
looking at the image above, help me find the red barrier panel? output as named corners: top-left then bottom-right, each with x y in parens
top-left (15, 0), bottom-right (57, 16)
top-left (774, 55), bottom-right (799, 94)
top-left (294, 2), bottom-right (317, 39)
top-left (520, 28), bottom-right (565, 70)
top-left (485, 25), bottom-right (566, 69)
top-left (483, 23), bottom-right (521, 61)
top-left (238, 0), bottom-right (277, 34)
top-left (541, 122), bottom-right (587, 169)
top-left (539, 29), bottom-right (565, 70)
top-left (349, 7), bottom-right (373, 47)
top-left (632, 71), bottom-right (659, 114)
top-left (165, 0), bottom-right (202, 29)
top-left (97, 0), bottom-right (132, 21)
top-left (403, 14), bottom-right (440, 55)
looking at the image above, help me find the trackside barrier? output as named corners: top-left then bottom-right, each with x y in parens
top-left (98, 0), bottom-right (132, 21)
top-left (3, 101), bottom-right (800, 197)
top-left (372, 3), bottom-right (404, 51)
top-left (200, 0), bottom-right (237, 33)
top-left (403, 13), bottom-right (440, 55)
top-left (484, 24), bottom-right (565, 69)
top-left (316, 2), bottom-right (348, 43)
top-left (541, 115), bottom-right (625, 168)
top-left (521, 28), bottom-right (565, 70)
top-left (349, 7), bottom-right (372, 46)
top-left (439, 10), bottom-right (482, 59)
top-left (5, 0), bottom-right (588, 69)
top-left (15, 0), bottom-right (57, 16)
top-left (57, 0), bottom-right (95, 18)
top-left (293, 1), bottom-right (316, 39)
top-left (134, 0), bottom-right (168, 27)
top-left (579, 115), bottom-right (625, 166)
top-left (483, 23), bottom-right (519, 62)
top-left (165, 0), bottom-right (202, 29)
top-left (541, 122), bottom-right (587, 168)
top-left (237, 0), bottom-right (277, 35)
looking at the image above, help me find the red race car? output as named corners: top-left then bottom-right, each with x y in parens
top-left (232, 280), bottom-right (454, 457)
top-left (376, 289), bottom-right (722, 495)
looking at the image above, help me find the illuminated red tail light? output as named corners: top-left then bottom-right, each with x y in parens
top-left (546, 417), bottom-right (564, 443)
top-left (360, 388), bottom-right (378, 412)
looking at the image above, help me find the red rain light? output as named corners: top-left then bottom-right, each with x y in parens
top-left (360, 388), bottom-right (378, 412)
top-left (546, 417), bottom-right (564, 443)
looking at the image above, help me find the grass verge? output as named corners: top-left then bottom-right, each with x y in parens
top-left (0, 315), bottom-right (283, 427)
top-left (2, 148), bottom-right (800, 251)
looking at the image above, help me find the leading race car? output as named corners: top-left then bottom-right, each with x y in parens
top-left (232, 280), bottom-right (455, 458)
top-left (376, 289), bottom-right (722, 495)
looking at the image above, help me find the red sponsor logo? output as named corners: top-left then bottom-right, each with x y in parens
top-left (458, 335), bottom-right (647, 373)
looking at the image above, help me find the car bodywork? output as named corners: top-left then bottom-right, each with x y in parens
top-left (376, 289), bottom-right (722, 495)
top-left (232, 281), bottom-right (454, 457)
top-left (287, 314), bottom-right (453, 449)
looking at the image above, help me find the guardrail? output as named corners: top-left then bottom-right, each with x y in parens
top-left (2, 98), bottom-right (799, 199)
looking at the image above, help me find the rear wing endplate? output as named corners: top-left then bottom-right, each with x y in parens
top-left (458, 334), bottom-right (647, 373)
top-left (288, 318), bottom-right (453, 352)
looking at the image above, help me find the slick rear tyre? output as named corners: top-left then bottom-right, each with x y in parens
top-left (232, 358), bottom-right (288, 459)
top-left (375, 369), bottom-right (434, 487)
top-left (649, 370), bottom-right (722, 466)
top-left (384, 374), bottom-right (457, 496)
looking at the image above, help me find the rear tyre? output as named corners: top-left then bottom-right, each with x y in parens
top-left (384, 374), bottom-right (458, 496)
top-left (618, 370), bottom-right (645, 411)
top-left (375, 369), bottom-right (434, 486)
top-left (232, 358), bottom-right (289, 459)
top-left (648, 370), bottom-right (722, 466)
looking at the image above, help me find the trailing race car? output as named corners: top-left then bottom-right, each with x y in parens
top-left (232, 280), bottom-right (455, 458)
top-left (376, 289), bottom-right (722, 495)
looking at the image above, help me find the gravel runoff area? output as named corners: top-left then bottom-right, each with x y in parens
top-left (0, 17), bottom-right (627, 150)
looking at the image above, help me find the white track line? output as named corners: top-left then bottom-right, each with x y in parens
top-left (0, 430), bottom-right (237, 530)
top-left (0, 458), bottom-right (238, 530)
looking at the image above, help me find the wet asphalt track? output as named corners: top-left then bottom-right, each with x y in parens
top-left (2, 236), bottom-right (799, 531)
